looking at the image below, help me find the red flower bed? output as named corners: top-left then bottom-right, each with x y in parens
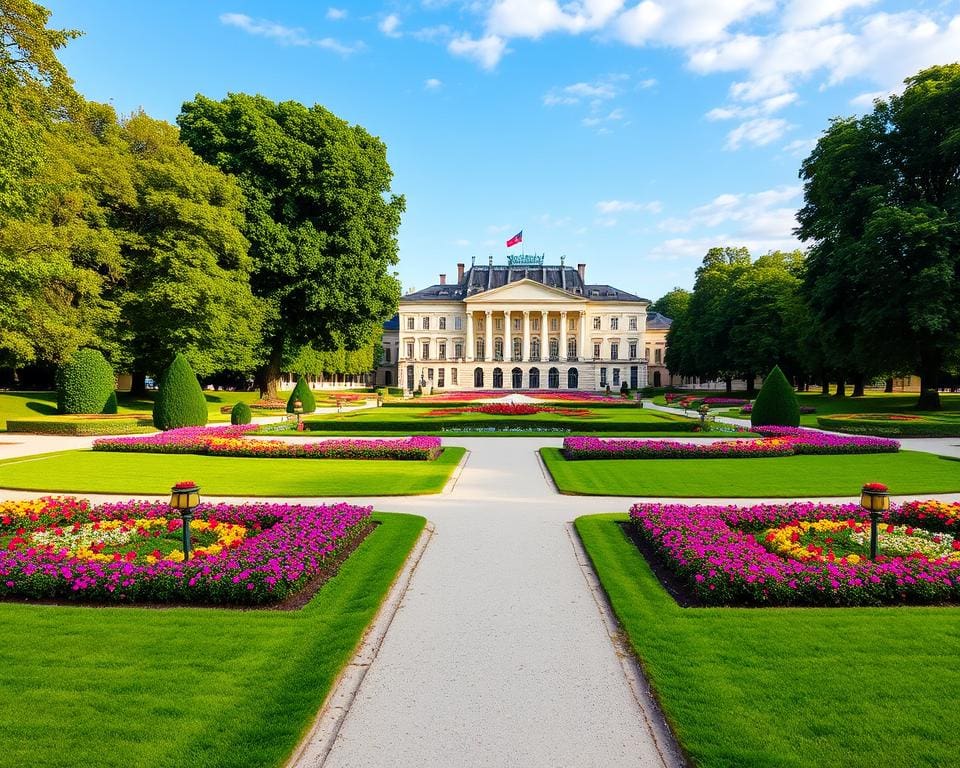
top-left (424, 403), bottom-right (590, 417)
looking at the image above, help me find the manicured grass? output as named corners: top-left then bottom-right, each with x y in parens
top-left (0, 512), bottom-right (424, 768)
top-left (575, 514), bottom-right (960, 768)
top-left (0, 447), bottom-right (465, 496)
top-left (542, 447), bottom-right (960, 496)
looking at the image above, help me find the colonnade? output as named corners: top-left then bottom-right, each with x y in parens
top-left (463, 308), bottom-right (587, 362)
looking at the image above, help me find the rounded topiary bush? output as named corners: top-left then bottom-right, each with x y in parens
top-left (230, 401), bottom-right (252, 425)
top-left (286, 376), bottom-right (317, 414)
top-left (153, 353), bottom-right (209, 430)
top-left (57, 348), bottom-right (117, 414)
top-left (750, 365), bottom-right (800, 427)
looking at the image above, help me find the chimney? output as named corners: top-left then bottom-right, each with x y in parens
top-left (439, 273), bottom-right (446, 285)
top-left (457, 262), bottom-right (465, 282)
top-left (577, 263), bottom-right (586, 282)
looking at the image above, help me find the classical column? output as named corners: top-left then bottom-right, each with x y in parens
top-left (522, 311), bottom-right (530, 362)
top-left (465, 310), bottom-right (474, 361)
top-left (579, 311), bottom-right (587, 361)
top-left (540, 311), bottom-right (548, 362)
top-left (560, 311), bottom-right (568, 362)
top-left (484, 310), bottom-right (493, 362)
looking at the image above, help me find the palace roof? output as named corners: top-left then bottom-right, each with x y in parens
top-left (402, 265), bottom-right (647, 303)
top-left (646, 311), bottom-right (673, 329)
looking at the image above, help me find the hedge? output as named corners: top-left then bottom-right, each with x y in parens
top-left (300, 418), bottom-right (701, 433)
top-left (153, 353), bottom-right (208, 431)
top-left (57, 348), bottom-right (117, 415)
top-left (817, 415), bottom-right (960, 437)
top-left (286, 376), bottom-right (317, 414)
top-left (6, 418), bottom-right (152, 436)
top-left (230, 401), bottom-right (252, 425)
top-left (751, 365), bottom-right (799, 427)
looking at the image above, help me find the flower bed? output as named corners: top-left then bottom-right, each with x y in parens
top-left (629, 499), bottom-right (960, 606)
top-left (740, 403), bottom-right (816, 414)
top-left (424, 403), bottom-right (590, 417)
top-left (0, 496), bottom-right (371, 605)
top-left (416, 390), bottom-right (629, 404)
top-left (817, 413), bottom-right (960, 437)
top-left (94, 426), bottom-right (442, 460)
top-left (665, 394), bottom-right (750, 408)
top-left (562, 427), bottom-right (899, 459)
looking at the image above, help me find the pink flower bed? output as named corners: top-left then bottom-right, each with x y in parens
top-left (0, 496), bottom-right (370, 605)
top-left (629, 500), bottom-right (960, 606)
top-left (418, 390), bottom-right (626, 403)
top-left (562, 427), bottom-right (898, 459)
top-left (424, 404), bottom-right (590, 417)
top-left (94, 426), bottom-right (442, 461)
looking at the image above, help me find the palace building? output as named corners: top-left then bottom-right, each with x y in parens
top-left (376, 257), bottom-right (655, 392)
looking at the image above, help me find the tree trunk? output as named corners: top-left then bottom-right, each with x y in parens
top-left (884, 377), bottom-right (894, 393)
top-left (724, 376), bottom-right (732, 394)
top-left (130, 371), bottom-right (147, 395)
top-left (834, 378), bottom-right (846, 397)
top-left (917, 353), bottom-right (942, 410)
top-left (820, 377), bottom-right (829, 396)
top-left (745, 375), bottom-right (756, 394)
top-left (851, 373), bottom-right (865, 398)
top-left (256, 343), bottom-right (284, 399)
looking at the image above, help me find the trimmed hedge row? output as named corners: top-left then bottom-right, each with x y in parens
top-left (6, 418), bottom-right (153, 436)
top-left (301, 418), bottom-right (700, 433)
top-left (817, 415), bottom-right (960, 437)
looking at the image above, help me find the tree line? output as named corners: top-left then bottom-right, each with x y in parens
top-left (659, 63), bottom-right (960, 409)
top-left (0, 1), bottom-right (403, 396)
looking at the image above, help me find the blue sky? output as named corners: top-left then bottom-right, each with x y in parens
top-left (47, 0), bottom-right (960, 302)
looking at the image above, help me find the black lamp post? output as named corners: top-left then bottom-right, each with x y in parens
top-left (860, 483), bottom-right (890, 561)
top-left (169, 482), bottom-right (201, 561)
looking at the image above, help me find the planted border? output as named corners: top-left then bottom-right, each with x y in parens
top-left (6, 418), bottom-right (153, 436)
top-left (818, 414), bottom-right (960, 437)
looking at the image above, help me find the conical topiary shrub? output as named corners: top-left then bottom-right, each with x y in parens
top-left (153, 353), bottom-right (209, 430)
top-left (750, 365), bottom-right (800, 427)
top-left (286, 376), bottom-right (317, 414)
top-left (57, 348), bottom-right (118, 414)
top-left (230, 401), bottom-right (252, 425)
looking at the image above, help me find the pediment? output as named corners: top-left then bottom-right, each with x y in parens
top-left (464, 278), bottom-right (586, 304)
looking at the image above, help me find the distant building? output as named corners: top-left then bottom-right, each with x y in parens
top-left (375, 258), bottom-right (653, 392)
top-left (644, 311), bottom-right (671, 388)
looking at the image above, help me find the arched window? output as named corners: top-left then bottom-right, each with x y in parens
top-left (567, 338), bottom-right (577, 360)
top-left (567, 368), bottom-right (578, 389)
top-left (548, 367), bottom-right (560, 388)
top-left (512, 338), bottom-right (522, 361)
top-left (493, 367), bottom-right (504, 388)
top-left (549, 338), bottom-right (559, 360)
top-left (476, 339), bottom-right (485, 360)
top-left (512, 367), bottom-right (523, 388)
top-left (529, 367), bottom-right (540, 388)
top-left (494, 338), bottom-right (504, 360)
top-left (531, 338), bottom-right (541, 361)
top-left (474, 367), bottom-right (484, 388)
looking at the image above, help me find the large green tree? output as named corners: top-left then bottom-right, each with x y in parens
top-left (798, 64), bottom-right (960, 409)
top-left (650, 287), bottom-right (690, 321)
top-left (177, 93), bottom-right (404, 396)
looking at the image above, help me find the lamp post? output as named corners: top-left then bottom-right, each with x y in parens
top-left (169, 481), bottom-right (201, 562)
top-left (293, 398), bottom-right (304, 431)
top-left (860, 482), bottom-right (890, 561)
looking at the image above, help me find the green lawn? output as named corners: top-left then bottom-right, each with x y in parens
top-left (542, 447), bottom-right (960, 496)
top-left (0, 512), bottom-right (424, 768)
top-left (0, 448), bottom-right (465, 496)
top-left (575, 514), bottom-right (960, 768)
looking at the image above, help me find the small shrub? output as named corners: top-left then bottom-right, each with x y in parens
top-left (153, 353), bottom-right (209, 431)
top-left (750, 365), bottom-right (800, 427)
top-left (230, 401), bottom-right (252, 425)
top-left (286, 376), bottom-right (317, 414)
top-left (57, 348), bottom-right (117, 414)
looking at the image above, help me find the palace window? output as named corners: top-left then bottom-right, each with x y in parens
top-left (451, 368), bottom-right (458, 385)
top-left (549, 338), bottom-right (559, 360)
top-left (532, 318), bottom-right (541, 332)
top-left (531, 338), bottom-right (541, 360)
top-left (454, 342), bottom-right (463, 359)
top-left (406, 342), bottom-right (414, 358)
top-left (423, 317), bottom-right (430, 330)
top-left (494, 338), bottom-right (504, 360)
top-left (629, 316), bottom-right (637, 331)
top-left (548, 367), bottom-right (560, 388)
top-left (474, 367), bottom-right (484, 387)
top-left (513, 317), bottom-right (521, 331)
top-left (550, 318), bottom-right (559, 331)
top-left (384, 348), bottom-right (391, 363)
top-left (593, 342), bottom-right (601, 359)
top-left (422, 342), bottom-right (430, 359)
top-left (645, 345), bottom-right (651, 361)
top-left (439, 317), bottom-right (446, 330)
top-left (567, 338), bottom-right (577, 360)
top-left (655, 348), bottom-right (662, 364)
top-left (438, 342), bottom-right (446, 360)
top-left (529, 367), bottom-right (540, 388)
top-left (610, 317), bottom-right (619, 330)
top-left (476, 339), bottom-right (485, 359)
top-left (407, 317), bottom-right (415, 330)
top-left (454, 316), bottom-right (463, 330)
top-left (493, 367), bottom-right (504, 388)
top-left (513, 337), bottom-right (522, 360)
top-left (613, 368), bottom-right (621, 385)
top-left (567, 368), bottom-right (579, 388)
top-left (495, 317), bottom-right (503, 331)
top-left (593, 317), bottom-right (601, 330)
top-left (427, 368), bottom-right (434, 380)
top-left (610, 343), bottom-right (619, 361)
top-left (569, 317), bottom-right (576, 330)
top-left (438, 368), bottom-right (445, 387)
top-left (600, 367), bottom-right (608, 386)
top-left (629, 342), bottom-right (637, 360)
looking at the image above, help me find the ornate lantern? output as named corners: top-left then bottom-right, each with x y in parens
top-left (860, 482), bottom-right (890, 561)
top-left (169, 481), bottom-right (201, 561)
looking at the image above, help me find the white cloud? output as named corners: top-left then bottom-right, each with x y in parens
top-left (850, 89), bottom-right (889, 107)
top-left (413, 24), bottom-right (453, 41)
top-left (724, 117), bottom-right (791, 149)
top-left (706, 91), bottom-right (797, 121)
top-left (425, 77), bottom-right (443, 90)
top-left (219, 12), bottom-right (362, 54)
top-left (616, 0), bottom-right (774, 47)
top-left (448, 33), bottom-right (508, 70)
top-left (782, 0), bottom-right (875, 29)
top-left (326, 7), bottom-right (347, 20)
top-left (783, 137), bottom-right (816, 157)
top-left (636, 77), bottom-right (658, 89)
top-left (380, 13), bottom-right (402, 38)
top-left (596, 199), bottom-right (662, 214)
top-left (488, 0), bottom-right (625, 39)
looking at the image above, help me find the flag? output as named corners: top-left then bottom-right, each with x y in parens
top-left (506, 230), bottom-right (522, 248)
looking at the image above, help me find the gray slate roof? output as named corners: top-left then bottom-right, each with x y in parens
top-left (645, 311), bottom-right (672, 329)
top-left (402, 265), bottom-right (647, 303)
